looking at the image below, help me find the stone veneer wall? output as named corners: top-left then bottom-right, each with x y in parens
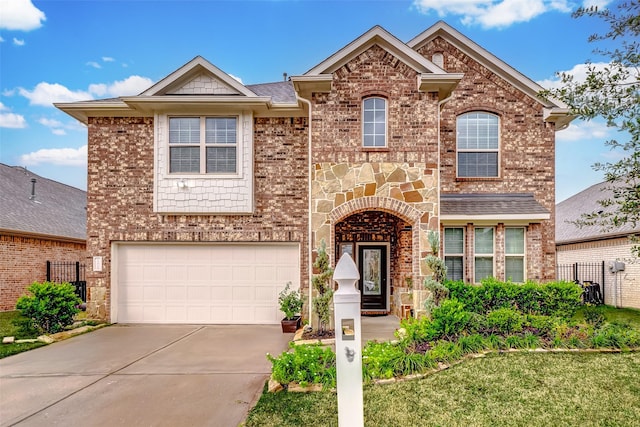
top-left (0, 234), bottom-right (86, 311)
top-left (85, 116), bottom-right (308, 320)
top-left (419, 37), bottom-right (557, 281)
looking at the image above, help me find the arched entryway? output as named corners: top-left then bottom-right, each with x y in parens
top-left (334, 210), bottom-right (413, 314)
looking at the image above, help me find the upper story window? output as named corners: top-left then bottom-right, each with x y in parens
top-left (169, 116), bottom-right (237, 174)
top-left (457, 112), bottom-right (499, 178)
top-left (362, 97), bottom-right (387, 147)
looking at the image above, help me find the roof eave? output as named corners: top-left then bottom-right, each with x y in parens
top-left (544, 107), bottom-right (575, 130)
top-left (0, 228), bottom-right (86, 244)
top-left (442, 213), bottom-right (551, 222)
top-left (55, 100), bottom-right (136, 124)
top-left (419, 73), bottom-right (464, 100)
top-left (290, 75), bottom-right (333, 98)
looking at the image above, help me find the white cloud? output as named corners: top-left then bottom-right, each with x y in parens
top-left (16, 75), bottom-right (153, 107)
top-left (0, 112), bottom-right (27, 128)
top-left (89, 75), bottom-right (153, 97)
top-left (38, 117), bottom-right (63, 128)
top-left (102, 56), bottom-right (115, 62)
top-left (0, 36), bottom-right (4, 42)
top-left (86, 61), bottom-right (101, 69)
top-left (51, 128), bottom-right (66, 136)
top-left (0, 102), bottom-right (27, 128)
top-left (13, 37), bottom-right (25, 46)
top-left (413, 0), bottom-right (571, 28)
top-left (229, 74), bottom-right (243, 84)
top-left (19, 82), bottom-right (92, 106)
top-left (20, 145), bottom-right (87, 166)
top-left (556, 120), bottom-right (612, 143)
top-left (0, 0), bottom-right (46, 31)
top-left (537, 61), bottom-right (636, 90)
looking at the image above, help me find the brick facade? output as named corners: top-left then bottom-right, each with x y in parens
top-left (0, 234), bottom-right (86, 311)
top-left (85, 117), bottom-right (308, 319)
top-left (419, 36), bottom-right (557, 281)
top-left (58, 23), bottom-right (568, 322)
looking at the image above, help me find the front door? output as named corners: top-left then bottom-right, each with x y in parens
top-left (358, 245), bottom-right (387, 311)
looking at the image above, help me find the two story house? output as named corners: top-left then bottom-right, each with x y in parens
top-left (57, 21), bottom-right (571, 324)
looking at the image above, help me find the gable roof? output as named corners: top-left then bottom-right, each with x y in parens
top-left (0, 164), bottom-right (86, 242)
top-left (556, 181), bottom-right (640, 244)
top-left (408, 21), bottom-right (572, 129)
top-left (291, 25), bottom-right (463, 100)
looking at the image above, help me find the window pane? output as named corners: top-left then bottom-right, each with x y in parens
top-left (445, 256), bottom-right (463, 281)
top-left (458, 152), bottom-right (498, 177)
top-left (170, 147), bottom-right (199, 173)
top-left (206, 147), bottom-right (236, 173)
top-left (475, 257), bottom-right (493, 281)
top-left (444, 228), bottom-right (464, 254)
top-left (205, 117), bottom-right (236, 144)
top-left (505, 228), bottom-right (525, 254)
top-left (363, 97), bottom-right (386, 147)
top-left (169, 118), bottom-right (200, 144)
top-left (475, 227), bottom-right (494, 254)
top-left (506, 257), bottom-right (524, 282)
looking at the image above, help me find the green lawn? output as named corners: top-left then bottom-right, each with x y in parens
top-left (0, 311), bottom-right (46, 358)
top-left (246, 351), bottom-right (640, 427)
top-left (247, 305), bottom-right (640, 426)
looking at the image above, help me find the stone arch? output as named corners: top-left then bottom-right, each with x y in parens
top-left (329, 196), bottom-right (427, 284)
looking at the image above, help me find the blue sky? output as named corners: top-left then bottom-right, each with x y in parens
top-left (0, 0), bottom-right (619, 201)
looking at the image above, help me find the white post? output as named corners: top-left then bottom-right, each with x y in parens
top-left (332, 253), bottom-right (364, 427)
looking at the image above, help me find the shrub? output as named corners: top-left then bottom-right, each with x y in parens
top-left (445, 279), bottom-right (582, 319)
top-left (423, 255), bottom-right (447, 284)
top-left (583, 304), bottom-right (606, 328)
top-left (363, 341), bottom-right (405, 380)
top-left (485, 308), bottom-right (524, 334)
top-left (430, 299), bottom-right (471, 340)
top-left (423, 278), bottom-right (450, 316)
top-left (16, 281), bottom-right (81, 334)
top-left (591, 321), bottom-right (640, 349)
top-left (278, 282), bottom-right (303, 320)
top-left (267, 343), bottom-right (336, 387)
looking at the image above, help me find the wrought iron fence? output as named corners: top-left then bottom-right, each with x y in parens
top-left (556, 261), bottom-right (605, 304)
top-left (46, 261), bottom-right (86, 302)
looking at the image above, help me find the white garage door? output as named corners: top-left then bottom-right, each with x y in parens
top-left (113, 243), bottom-right (300, 324)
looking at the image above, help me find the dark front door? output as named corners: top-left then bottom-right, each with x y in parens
top-left (358, 245), bottom-right (387, 311)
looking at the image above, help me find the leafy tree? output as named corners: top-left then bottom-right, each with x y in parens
top-left (540, 1), bottom-right (640, 256)
top-left (312, 240), bottom-right (334, 334)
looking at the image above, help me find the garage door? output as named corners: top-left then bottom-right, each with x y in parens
top-left (113, 243), bottom-right (300, 324)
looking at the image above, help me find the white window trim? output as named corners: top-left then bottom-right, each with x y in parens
top-left (473, 226), bottom-right (495, 283)
top-left (505, 227), bottom-right (527, 282)
top-left (444, 227), bottom-right (465, 281)
top-left (362, 97), bottom-right (388, 148)
top-left (456, 111), bottom-right (501, 178)
top-left (167, 115), bottom-right (242, 178)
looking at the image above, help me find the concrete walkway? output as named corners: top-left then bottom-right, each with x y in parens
top-left (0, 324), bottom-right (290, 427)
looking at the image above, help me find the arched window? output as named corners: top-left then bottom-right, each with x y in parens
top-left (362, 97), bottom-right (387, 147)
top-left (456, 112), bottom-right (499, 177)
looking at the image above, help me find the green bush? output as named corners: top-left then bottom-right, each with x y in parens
top-left (583, 304), bottom-right (606, 328)
top-left (267, 343), bottom-right (336, 387)
top-left (591, 321), bottom-right (640, 349)
top-left (363, 341), bottom-right (405, 380)
top-left (485, 308), bottom-right (524, 334)
top-left (429, 299), bottom-right (471, 340)
top-left (15, 281), bottom-right (81, 334)
top-left (445, 279), bottom-right (582, 318)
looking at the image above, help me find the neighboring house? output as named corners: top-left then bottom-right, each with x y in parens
top-left (556, 181), bottom-right (640, 309)
top-left (56, 21), bottom-right (572, 324)
top-left (0, 164), bottom-right (87, 311)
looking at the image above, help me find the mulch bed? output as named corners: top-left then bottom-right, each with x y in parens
top-left (301, 329), bottom-right (335, 340)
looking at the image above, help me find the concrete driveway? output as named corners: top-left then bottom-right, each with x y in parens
top-left (0, 324), bottom-right (291, 427)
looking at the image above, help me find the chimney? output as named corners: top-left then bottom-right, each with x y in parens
top-left (30, 178), bottom-right (36, 200)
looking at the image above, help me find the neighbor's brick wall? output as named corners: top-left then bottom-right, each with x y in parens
top-left (0, 234), bottom-right (86, 311)
top-left (85, 116), bottom-right (309, 320)
top-left (557, 238), bottom-right (640, 309)
top-left (418, 37), bottom-right (557, 281)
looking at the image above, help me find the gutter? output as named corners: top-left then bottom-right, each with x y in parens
top-left (296, 94), bottom-right (314, 323)
top-left (436, 94), bottom-right (453, 255)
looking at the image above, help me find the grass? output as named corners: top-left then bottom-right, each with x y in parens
top-left (0, 311), bottom-right (46, 358)
top-left (246, 351), bottom-right (640, 427)
top-left (574, 305), bottom-right (640, 325)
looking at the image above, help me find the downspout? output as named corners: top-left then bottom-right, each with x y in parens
top-left (436, 94), bottom-right (453, 255)
top-left (297, 94), bottom-right (314, 323)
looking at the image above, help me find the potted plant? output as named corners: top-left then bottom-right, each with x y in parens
top-left (279, 281), bottom-right (303, 333)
